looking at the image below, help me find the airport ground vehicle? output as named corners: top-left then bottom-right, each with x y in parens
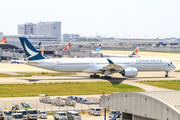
top-left (12, 113), bottom-right (23, 120)
top-left (51, 97), bottom-right (66, 106)
top-left (16, 110), bottom-right (28, 120)
top-left (26, 109), bottom-right (38, 120)
top-left (88, 107), bottom-right (101, 116)
top-left (12, 105), bottom-right (20, 112)
top-left (78, 97), bottom-right (88, 103)
top-left (53, 112), bottom-right (67, 120)
top-left (65, 97), bottom-right (76, 106)
top-left (38, 111), bottom-right (47, 119)
top-left (21, 102), bottom-right (32, 110)
top-left (0, 110), bottom-right (12, 120)
top-left (108, 109), bottom-right (121, 120)
top-left (67, 111), bottom-right (81, 120)
top-left (39, 94), bottom-right (51, 103)
top-left (70, 96), bottom-right (99, 104)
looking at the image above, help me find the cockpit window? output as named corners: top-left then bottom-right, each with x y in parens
top-left (170, 62), bottom-right (172, 64)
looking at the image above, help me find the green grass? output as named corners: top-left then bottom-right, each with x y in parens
top-left (0, 82), bottom-right (144, 97)
top-left (0, 72), bottom-right (76, 77)
top-left (18, 72), bottom-right (77, 76)
top-left (138, 80), bottom-right (180, 90)
top-left (175, 70), bottom-right (180, 72)
top-left (0, 73), bottom-right (31, 77)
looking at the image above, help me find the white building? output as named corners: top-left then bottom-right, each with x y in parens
top-left (61, 34), bottom-right (79, 42)
top-left (36, 22), bottom-right (61, 37)
top-left (18, 23), bottom-right (36, 35)
top-left (18, 24), bottom-right (25, 35)
top-left (18, 21), bottom-right (61, 38)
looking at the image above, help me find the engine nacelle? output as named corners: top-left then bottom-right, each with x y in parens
top-left (119, 68), bottom-right (138, 77)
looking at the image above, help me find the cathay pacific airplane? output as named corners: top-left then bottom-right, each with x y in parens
top-left (93, 44), bottom-right (140, 58)
top-left (19, 37), bottom-right (176, 79)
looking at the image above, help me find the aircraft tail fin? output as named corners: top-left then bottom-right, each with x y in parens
top-left (36, 42), bottom-right (41, 49)
top-left (64, 43), bottom-right (71, 51)
top-left (131, 47), bottom-right (139, 56)
top-left (19, 37), bottom-right (45, 60)
top-left (41, 47), bottom-right (51, 59)
top-left (41, 46), bottom-right (44, 55)
top-left (94, 44), bottom-right (101, 53)
top-left (0, 37), bottom-right (7, 43)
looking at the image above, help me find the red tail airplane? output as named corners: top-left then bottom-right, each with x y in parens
top-left (64, 43), bottom-right (71, 51)
top-left (0, 37), bottom-right (7, 43)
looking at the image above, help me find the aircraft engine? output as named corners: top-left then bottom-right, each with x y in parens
top-left (119, 68), bottom-right (138, 77)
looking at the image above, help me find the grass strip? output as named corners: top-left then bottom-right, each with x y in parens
top-left (0, 82), bottom-right (144, 97)
top-left (0, 73), bottom-right (31, 77)
top-left (18, 72), bottom-right (76, 76)
top-left (138, 80), bottom-right (180, 90)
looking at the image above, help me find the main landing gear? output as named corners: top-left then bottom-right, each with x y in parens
top-left (165, 71), bottom-right (169, 77)
top-left (90, 75), bottom-right (100, 78)
top-left (100, 76), bottom-right (111, 79)
top-left (89, 75), bottom-right (112, 79)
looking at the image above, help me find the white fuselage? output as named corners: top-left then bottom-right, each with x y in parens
top-left (27, 58), bottom-right (176, 74)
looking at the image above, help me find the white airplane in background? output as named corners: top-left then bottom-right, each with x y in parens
top-left (19, 37), bottom-right (176, 79)
top-left (92, 44), bottom-right (140, 58)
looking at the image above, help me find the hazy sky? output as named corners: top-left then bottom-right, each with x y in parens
top-left (0, 0), bottom-right (180, 38)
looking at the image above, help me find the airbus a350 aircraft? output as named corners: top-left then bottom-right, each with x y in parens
top-left (0, 37), bottom-right (7, 44)
top-left (92, 44), bottom-right (140, 58)
top-left (19, 37), bottom-right (176, 79)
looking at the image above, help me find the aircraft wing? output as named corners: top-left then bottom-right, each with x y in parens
top-left (101, 60), bottom-right (123, 71)
top-left (83, 59), bottom-right (123, 73)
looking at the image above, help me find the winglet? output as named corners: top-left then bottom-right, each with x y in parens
top-left (107, 59), bottom-right (114, 64)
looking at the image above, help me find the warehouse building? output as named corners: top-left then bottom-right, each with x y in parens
top-left (100, 91), bottom-right (180, 120)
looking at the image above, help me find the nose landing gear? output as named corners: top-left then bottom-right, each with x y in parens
top-left (165, 71), bottom-right (169, 77)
